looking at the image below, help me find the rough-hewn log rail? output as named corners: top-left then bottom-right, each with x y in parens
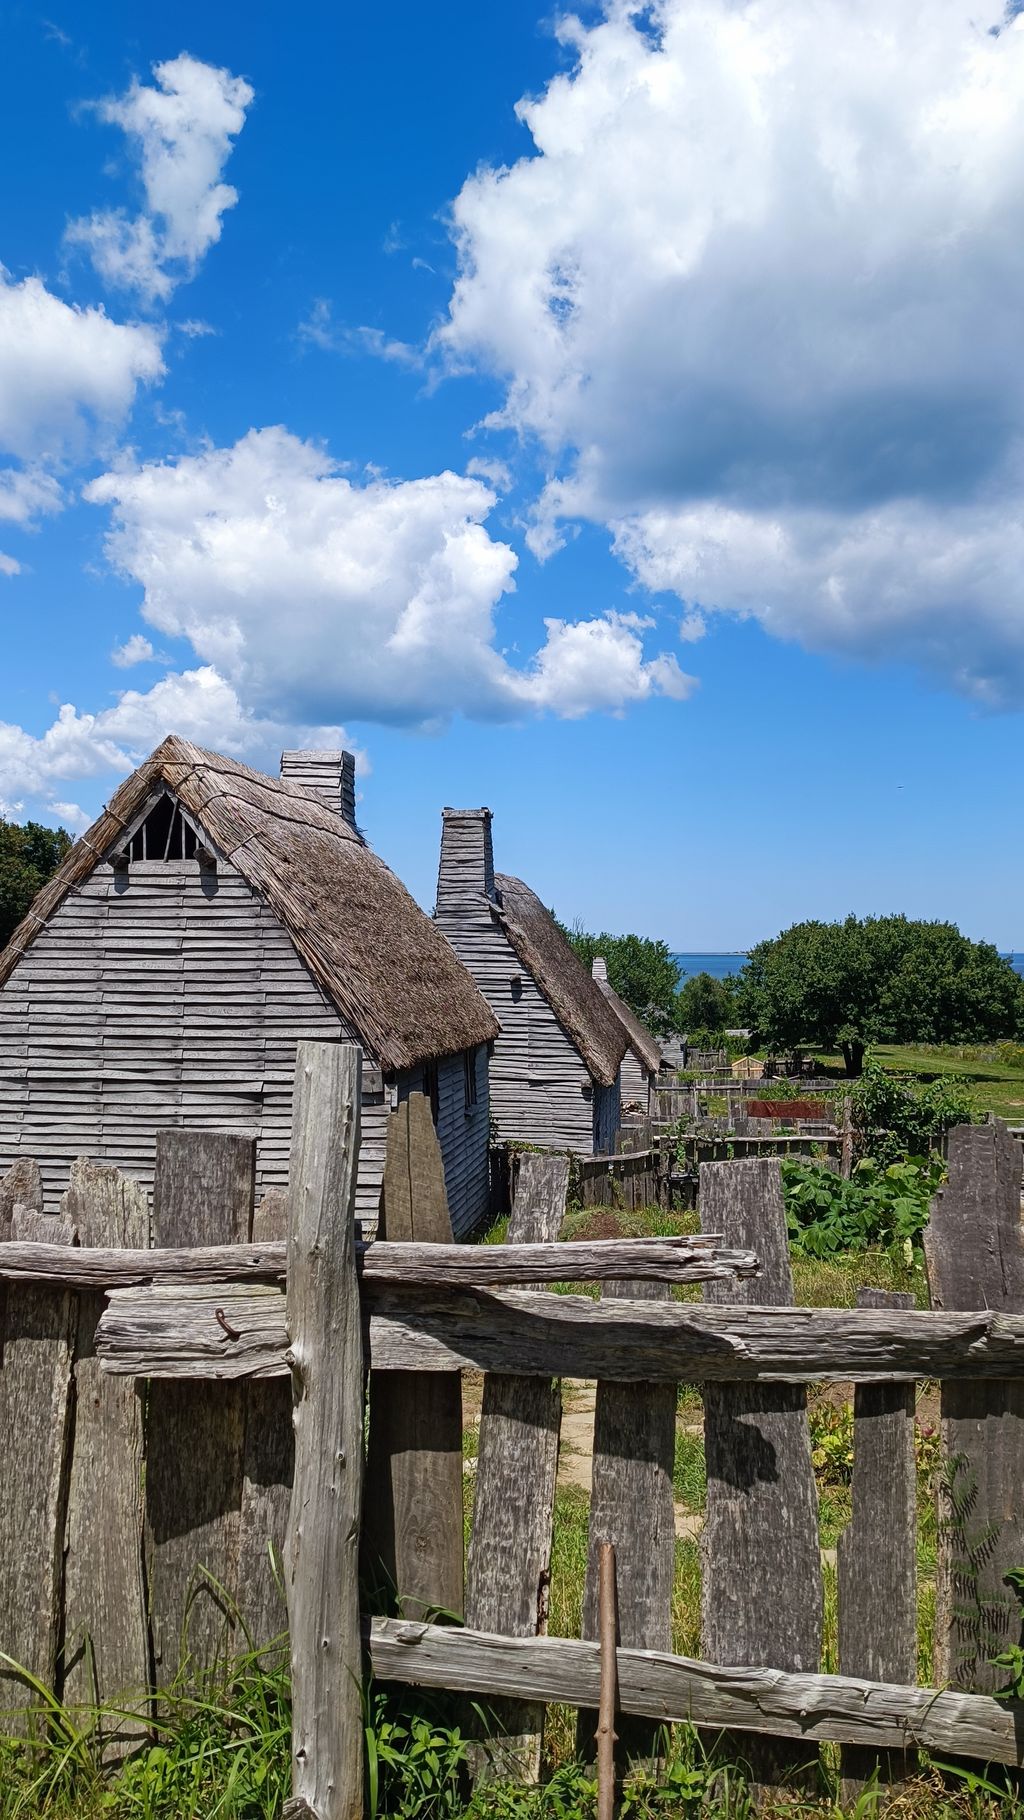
top-left (96, 1287), bottom-right (1024, 1383)
top-left (0, 1234), bottom-right (753, 1290)
top-left (366, 1620), bottom-right (1024, 1766)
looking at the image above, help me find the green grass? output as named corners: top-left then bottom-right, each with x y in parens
top-left (814, 1042), bottom-right (1024, 1123)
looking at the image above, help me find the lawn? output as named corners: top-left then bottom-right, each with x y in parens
top-left (813, 1041), bottom-right (1024, 1123)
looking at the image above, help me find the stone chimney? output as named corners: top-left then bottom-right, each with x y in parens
top-left (280, 750), bottom-right (357, 826)
top-left (592, 956), bottom-right (609, 984)
top-left (436, 808), bottom-right (495, 911)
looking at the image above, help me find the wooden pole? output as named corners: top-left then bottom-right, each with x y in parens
top-left (285, 1042), bottom-right (365, 1820)
top-left (597, 1543), bottom-right (618, 1820)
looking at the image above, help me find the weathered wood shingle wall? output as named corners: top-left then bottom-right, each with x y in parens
top-left (0, 858), bottom-right (391, 1221)
top-left (436, 810), bottom-right (598, 1154)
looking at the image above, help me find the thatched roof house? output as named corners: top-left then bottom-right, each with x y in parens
top-left (0, 737), bottom-right (498, 1232)
top-left (590, 957), bottom-right (662, 1111)
top-left (435, 809), bottom-right (626, 1152)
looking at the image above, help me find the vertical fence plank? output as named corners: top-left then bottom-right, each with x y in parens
top-left (364, 1093), bottom-right (463, 1620)
top-left (838, 1288), bottom-right (917, 1800)
top-left (61, 1159), bottom-right (150, 1726)
top-left (924, 1120), bottom-right (1024, 1694)
top-left (0, 1165), bottom-right (76, 1725)
top-left (465, 1153), bottom-right (569, 1781)
top-left (239, 1187), bottom-right (293, 1656)
top-left (699, 1158), bottom-right (823, 1793)
top-left (145, 1131), bottom-right (255, 1680)
top-left (581, 1272), bottom-right (676, 1765)
top-left (285, 1041), bottom-right (364, 1820)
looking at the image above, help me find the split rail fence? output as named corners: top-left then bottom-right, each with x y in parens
top-left (2, 1044), bottom-right (1024, 1819)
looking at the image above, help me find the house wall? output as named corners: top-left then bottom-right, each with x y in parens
top-left (593, 1076), bottom-right (622, 1154)
top-left (619, 1048), bottom-right (652, 1111)
top-left (0, 857), bottom-right (466, 1228)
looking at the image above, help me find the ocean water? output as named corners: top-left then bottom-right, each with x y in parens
top-left (671, 951), bottom-right (1024, 984)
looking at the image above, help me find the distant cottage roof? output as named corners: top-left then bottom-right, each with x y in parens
top-left (591, 967), bottom-right (663, 1077)
top-left (0, 736), bottom-right (499, 1073)
top-left (493, 873), bottom-right (628, 1088)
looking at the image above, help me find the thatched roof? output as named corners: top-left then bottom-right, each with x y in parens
top-left (493, 874), bottom-right (628, 1087)
top-left (592, 964), bottom-right (663, 1077)
top-left (0, 736), bottom-right (499, 1073)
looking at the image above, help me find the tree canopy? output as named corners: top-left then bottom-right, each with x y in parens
top-left (676, 970), bottom-right (739, 1038)
top-left (737, 914), bottom-right (1024, 1074)
top-left (0, 818), bottom-right (73, 951)
top-left (560, 923), bottom-right (680, 1036)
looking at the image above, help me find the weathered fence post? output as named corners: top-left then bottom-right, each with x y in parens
top-left (364, 1093), bottom-right (464, 1621)
top-left (145, 1130), bottom-right (255, 1680)
top-left (924, 1120), bottom-right (1024, 1694)
top-left (0, 1161), bottom-right (76, 1726)
top-left (699, 1158), bottom-right (823, 1795)
top-left (285, 1041), bottom-right (365, 1820)
top-left (61, 1160), bottom-right (150, 1727)
top-left (465, 1153), bottom-right (568, 1780)
top-left (838, 1288), bottom-right (917, 1800)
top-left (239, 1186), bottom-right (293, 1655)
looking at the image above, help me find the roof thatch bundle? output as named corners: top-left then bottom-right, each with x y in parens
top-left (591, 963), bottom-right (663, 1076)
top-left (0, 736), bottom-right (499, 1073)
top-left (493, 874), bottom-right (628, 1087)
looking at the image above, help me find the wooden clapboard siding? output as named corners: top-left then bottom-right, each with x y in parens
top-left (437, 895), bottom-right (594, 1153)
top-left (0, 858), bottom-right (396, 1219)
top-left (432, 1047), bottom-right (491, 1238)
top-left (619, 1048), bottom-right (650, 1111)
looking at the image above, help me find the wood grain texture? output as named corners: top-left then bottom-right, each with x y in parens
top-left (838, 1288), bottom-right (917, 1799)
top-left (286, 1042), bottom-right (365, 1820)
top-left (700, 1159), bottom-right (822, 1790)
top-left (0, 1160), bottom-right (75, 1724)
top-left (98, 1288), bottom-right (1024, 1384)
top-left (465, 1154), bottom-right (568, 1781)
top-left (61, 1160), bottom-right (150, 1724)
top-left (240, 1189), bottom-right (292, 1656)
top-left (0, 1232), bottom-right (755, 1289)
top-left (366, 1619), bottom-right (1024, 1765)
top-left (145, 1130), bottom-right (254, 1681)
top-left (364, 1095), bottom-right (464, 1621)
top-left (925, 1121), bottom-right (1024, 1694)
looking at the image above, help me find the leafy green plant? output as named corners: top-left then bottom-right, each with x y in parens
top-left (850, 1064), bottom-right (976, 1167)
top-left (781, 1155), bottom-right (943, 1261)
top-left (809, 1402), bottom-right (855, 1486)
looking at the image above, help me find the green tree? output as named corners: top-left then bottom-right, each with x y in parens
top-left (738, 914), bottom-right (1024, 1076)
top-left (0, 817), bottom-right (73, 950)
top-left (560, 922), bottom-right (680, 1036)
top-left (676, 970), bottom-right (738, 1037)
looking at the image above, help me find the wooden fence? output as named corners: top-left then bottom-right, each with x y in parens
top-left (2, 1046), bottom-right (1024, 1818)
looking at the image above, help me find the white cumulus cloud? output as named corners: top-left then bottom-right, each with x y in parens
top-left (438, 0), bottom-right (1024, 702)
top-left (110, 633), bottom-right (157, 667)
top-left (85, 426), bottom-right (683, 725)
top-left (67, 53), bottom-right (253, 302)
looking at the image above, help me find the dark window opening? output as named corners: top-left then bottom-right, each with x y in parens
top-left (463, 1048), bottom-right (478, 1110)
top-left (128, 796), bottom-right (198, 862)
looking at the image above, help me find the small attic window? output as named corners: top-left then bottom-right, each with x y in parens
top-left (127, 795), bottom-right (199, 862)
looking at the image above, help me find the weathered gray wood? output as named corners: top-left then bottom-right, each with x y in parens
top-left (364, 1094), bottom-right (464, 1621)
top-left (0, 1232), bottom-right (755, 1289)
top-left (367, 1619), bottom-right (1024, 1765)
top-left (146, 1130), bottom-right (254, 1681)
top-left (582, 1271), bottom-right (676, 1765)
top-left (286, 1042), bottom-right (365, 1820)
top-left (98, 1287), bottom-right (1024, 1383)
top-left (925, 1121), bottom-right (1024, 1694)
top-left (0, 1160), bottom-right (76, 1723)
top-left (61, 1160), bottom-right (150, 1726)
top-left (465, 1153), bottom-right (568, 1781)
top-left (240, 1188), bottom-right (292, 1656)
top-left (838, 1289), bottom-right (917, 1799)
top-left (700, 1159), bottom-right (822, 1790)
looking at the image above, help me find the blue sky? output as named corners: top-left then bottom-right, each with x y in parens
top-left (1, 0), bottom-right (1023, 950)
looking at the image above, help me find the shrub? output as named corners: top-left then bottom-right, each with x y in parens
top-left (781, 1155), bottom-right (944, 1263)
top-left (850, 1064), bottom-right (976, 1166)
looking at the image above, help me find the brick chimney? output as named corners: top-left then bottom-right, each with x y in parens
top-left (280, 750), bottom-right (357, 826)
top-left (436, 808), bottom-right (495, 911)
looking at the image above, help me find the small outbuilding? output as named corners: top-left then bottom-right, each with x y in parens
top-left (435, 808), bottom-right (627, 1152)
top-left (0, 738), bottom-right (499, 1233)
top-left (590, 957), bottom-right (662, 1113)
